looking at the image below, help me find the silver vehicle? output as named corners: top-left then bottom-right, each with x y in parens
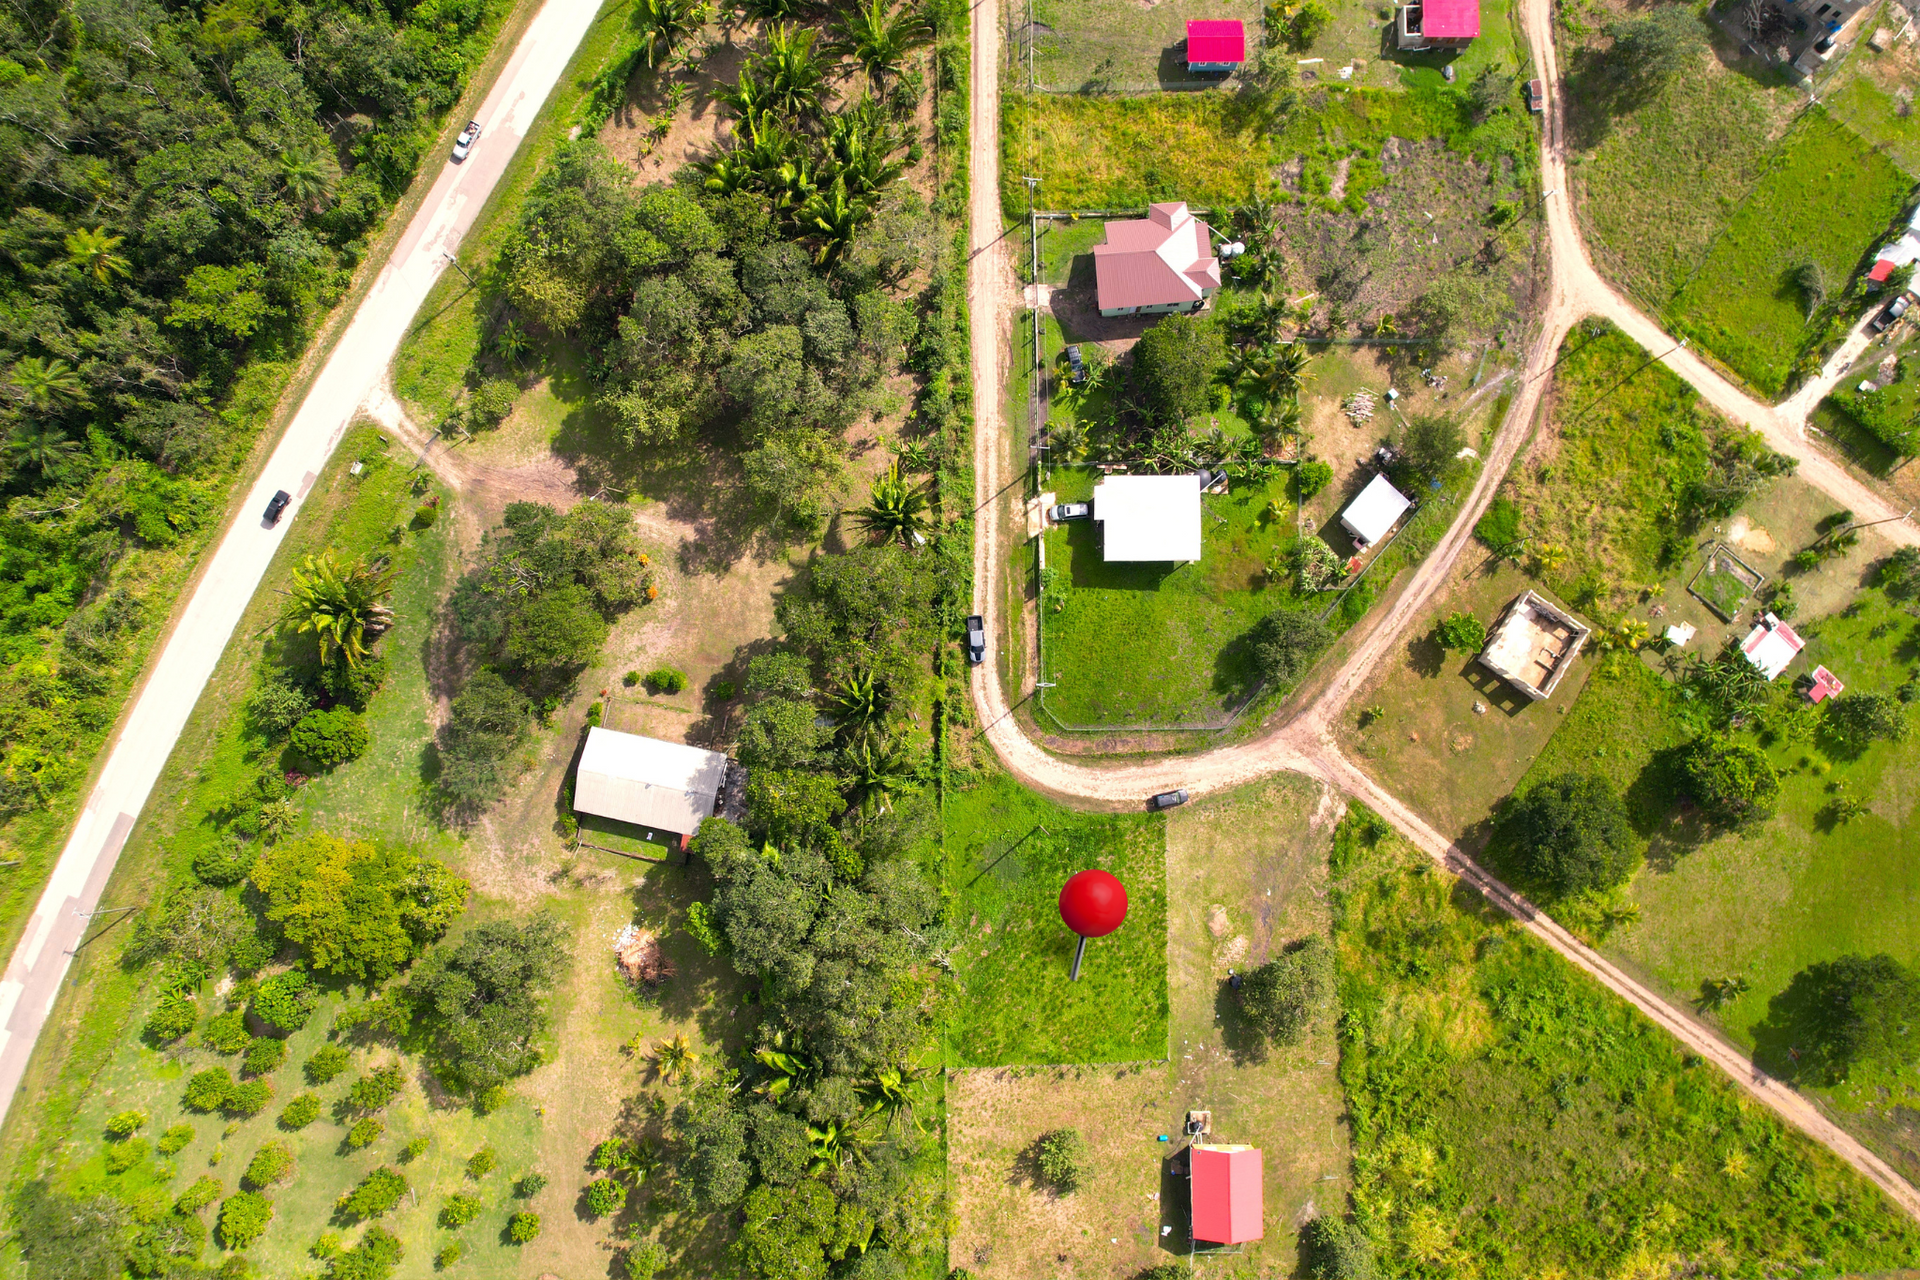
top-left (452, 120), bottom-right (482, 163)
top-left (1052, 502), bottom-right (1091, 521)
top-left (964, 615), bottom-right (986, 664)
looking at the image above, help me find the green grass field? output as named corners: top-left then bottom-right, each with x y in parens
top-left (1819, 35), bottom-right (1920, 179)
top-left (1665, 109), bottom-right (1910, 396)
top-left (1332, 808), bottom-right (1920, 1274)
top-left (1038, 470), bottom-right (1298, 727)
top-left (940, 774), bottom-right (1168, 1065)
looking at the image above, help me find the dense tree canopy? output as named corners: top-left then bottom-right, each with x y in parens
top-left (1499, 773), bottom-right (1637, 897)
top-left (250, 833), bottom-right (467, 982)
top-left (1681, 734), bottom-right (1780, 827)
top-left (1764, 954), bottom-right (1920, 1085)
top-left (1129, 313), bottom-right (1224, 425)
top-left (407, 914), bottom-right (569, 1095)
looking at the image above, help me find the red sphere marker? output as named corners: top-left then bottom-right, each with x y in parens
top-left (1059, 869), bottom-right (1129, 981)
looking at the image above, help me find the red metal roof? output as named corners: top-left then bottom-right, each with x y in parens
top-left (1422, 0), bottom-right (1480, 38)
top-left (1185, 20), bottom-right (1246, 62)
top-left (1190, 1146), bottom-right (1262, 1245)
top-left (1871, 259), bottom-right (1898, 282)
top-left (1093, 203), bottom-right (1221, 311)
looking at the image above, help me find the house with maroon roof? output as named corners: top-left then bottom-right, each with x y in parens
top-left (1092, 203), bottom-right (1221, 318)
top-left (1396, 0), bottom-right (1479, 49)
top-left (1185, 20), bottom-right (1246, 72)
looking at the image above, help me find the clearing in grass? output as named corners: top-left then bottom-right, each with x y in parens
top-left (941, 773), bottom-right (1168, 1065)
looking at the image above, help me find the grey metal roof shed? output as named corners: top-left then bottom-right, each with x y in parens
top-left (573, 727), bottom-right (729, 836)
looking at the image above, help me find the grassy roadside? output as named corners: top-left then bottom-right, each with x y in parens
top-left (0, 0), bottom-right (558, 972)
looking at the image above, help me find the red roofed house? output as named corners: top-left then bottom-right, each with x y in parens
top-left (1185, 19), bottom-right (1246, 72)
top-left (1806, 665), bottom-right (1845, 704)
top-left (1093, 203), bottom-right (1221, 318)
top-left (1739, 612), bottom-right (1805, 681)
top-left (1397, 0), bottom-right (1480, 49)
top-left (1189, 1145), bottom-right (1263, 1245)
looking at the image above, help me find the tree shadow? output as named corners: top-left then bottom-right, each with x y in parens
top-left (1407, 628), bottom-right (1446, 678)
top-left (1212, 978), bottom-right (1269, 1066)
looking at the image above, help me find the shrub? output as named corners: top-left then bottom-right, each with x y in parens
top-left (251, 677), bottom-right (314, 736)
top-left (106, 1109), bottom-right (147, 1139)
top-left (1434, 611), bottom-right (1486, 653)
top-left (623, 669), bottom-right (642, 686)
top-left (1249, 608), bottom-right (1334, 685)
top-left (1475, 497), bottom-right (1522, 552)
top-left (318, 654), bottom-right (389, 710)
top-left (585, 1176), bottom-right (628, 1217)
top-left (401, 1136), bottom-right (429, 1162)
top-left (336, 1167), bottom-right (408, 1221)
top-left (1034, 1128), bottom-right (1087, 1193)
top-left (507, 1212), bottom-right (541, 1244)
top-left (145, 990), bottom-right (199, 1042)
top-left (333, 1224), bottom-right (404, 1280)
top-left (203, 1009), bottom-right (251, 1054)
top-left (192, 835), bottom-right (258, 886)
top-left (291, 707), bottom-right (369, 769)
top-left (347, 1118), bottom-right (385, 1149)
top-left (412, 501), bottom-right (441, 529)
top-left (252, 970), bottom-right (317, 1033)
top-left (516, 1171), bottom-right (548, 1198)
top-left (1292, 536), bottom-right (1344, 591)
top-left (104, 1137), bottom-right (149, 1174)
top-left (242, 1143), bottom-right (294, 1190)
top-left (624, 1241), bottom-right (668, 1280)
top-left (1681, 734), bottom-right (1781, 826)
top-left (1823, 692), bottom-right (1910, 754)
top-left (279, 1094), bottom-right (321, 1130)
top-left (218, 1191), bottom-right (273, 1250)
top-left (436, 1242), bottom-right (463, 1269)
top-left (1294, 458), bottom-right (1333, 499)
top-left (1880, 545), bottom-right (1920, 599)
top-left (226, 1080), bottom-right (273, 1117)
top-left (348, 1064), bottom-right (406, 1112)
top-left (1239, 936), bottom-right (1334, 1045)
top-left (185, 1068), bottom-right (234, 1112)
top-left (465, 1146), bottom-right (498, 1180)
top-left (242, 1037), bottom-right (286, 1077)
top-left (468, 378), bottom-right (518, 431)
top-left (439, 1193), bottom-right (482, 1227)
top-left (1500, 774), bottom-right (1637, 897)
top-left (177, 1175), bottom-right (223, 1214)
top-left (645, 666), bottom-right (688, 694)
top-left (476, 1083), bottom-right (512, 1114)
top-left (305, 1043), bottom-right (351, 1084)
top-left (1302, 1214), bottom-right (1377, 1279)
top-left (157, 1123), bottom-right (195, 1155)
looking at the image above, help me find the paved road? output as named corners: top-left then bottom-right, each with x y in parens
top-left (0, 0), bottom-right (604, 1129)
top-left (965, 0), bottom-right (1920, 1219)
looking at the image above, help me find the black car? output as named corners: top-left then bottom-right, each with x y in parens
top-left (262, 489), bottom-right (292, 525)
top-left (1065, 344), bottom-right (1088, 386)
top-left (1148, 789), bottom-right (1190, 811)
top-left (964, 614), bottom-right (987, 664)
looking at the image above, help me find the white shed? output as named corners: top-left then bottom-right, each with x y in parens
top-left (1339, 474), bottom-right (1411, 548)
top-left (573, 727), bottom-right (729, 837)
top-left (1092, 474), bottom-right (1204, 562)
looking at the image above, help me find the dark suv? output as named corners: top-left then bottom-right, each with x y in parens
top-left (262, 489), bottom-right (292, 525)
top-left (1148, 789), bottom-right (1190, 810)
top-left (1065, 345), bottom-right (1088, 386)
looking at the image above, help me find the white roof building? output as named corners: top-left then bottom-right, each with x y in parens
top-left (1739, 613), bottom-right (1806, 681)
top-left (1477, 590), bottom-right (1592, 701)
top-left (574, 727), bottom-right (729, 836)
top-left (1093, 474), bottom-right (1203, 562)
top-left (1339, 474), bottom-right (1412, 548)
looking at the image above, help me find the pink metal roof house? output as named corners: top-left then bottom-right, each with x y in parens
top-left (1185, 20), bottom-right (1246, 71)
top-left (1190, 1145), bottom-right (1263, 1245)
top-left (1740, 612), bottom-right (1805, 681)
top-left (1806, 665), bottom-right (1845, 704)
top-left (1397, 0), bottom-right (1480, 47)
top-left (1093, 203), bottom-right (1221, 318)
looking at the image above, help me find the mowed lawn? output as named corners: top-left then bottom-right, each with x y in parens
top-left (941, 773), bottom-right (1168, 1065)
top-left (1040, 472), bottom-right (1294, 728)
top-left (1666, 108), bottom-right (1909, 396)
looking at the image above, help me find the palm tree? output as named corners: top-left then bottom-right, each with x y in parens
top-left (893, 437), bottom-right (933, 472)
top-left (831, 0), bottom-right (930, 92)
top-left (846, 734), bottom-right (912, 815)
top-left (736, 0), bottom-right (810, 18)
top-left (852, 462), bottom-right (929, 546)
top-left (64, 226), bottom-right (131, 286)
top-left (1267, 341), bottom-right (1313, 398)
top-left (494, 318), bottom-right (530, 364)
top-left (1374, 313), bottom-right (1398, 339)
top-left (653, 1033), bottom-right (698, 1084)
top-left (1047, 420), bottom-right (1088, 462)
top-left (800, 178), bottom-right (869, 264)
top-left (757, 24), bottom-right (826, 119)
top-left (278, 147), bottom-right (334, 210)
top-left (637, 0), bottom-right (708, 68)
top-left (805, 1116), bottom-right (871, 1175)
top-left (821, 100), bottom-right (904, 198)
top-left (6, 422), bottom-right (83, 474)
top-left (9, 356), bottom-right (86, 411)
top-left (279, 553), bottom-right (398, 668)
top-left (856, 1064), bottom-right (928, 1129)
top-left (831, 668), bottom-right (885, 729)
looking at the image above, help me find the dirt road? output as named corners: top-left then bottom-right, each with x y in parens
top-left (0, 0), bottom-right (606, 1132)
top-left (966, 0), bottom-right (1920, 1217)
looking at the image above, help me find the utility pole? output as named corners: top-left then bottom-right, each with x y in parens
top-left (440, 250), bottom-right (475, 287)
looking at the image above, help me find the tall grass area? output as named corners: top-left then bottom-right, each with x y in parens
top-left (1002, 86), bottom-right (1531, 216)
top-left (1330, 807), bottom-right (1920, 1274)
top-left (1666, 109), bottom-right (1909, 396)
top-left (939, 773), bottom-right (1168, 1065)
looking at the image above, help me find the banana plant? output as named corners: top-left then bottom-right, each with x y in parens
top-left (856, 1065), bottom-right (928, 1130)
top-left (753, 1040), bottom-right (819, 1100)
top-left (805, 1116), bottom-right (871, 1175)
top-left (830, 668), bottom-right (885, 730)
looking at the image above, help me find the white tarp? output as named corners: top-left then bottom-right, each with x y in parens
top-left (574, 726), bottom-right (728, 835)
top-left (1339, 473), bottom-right (1411, 547)
top-left (1093, 474), bottom-right (1203, 561)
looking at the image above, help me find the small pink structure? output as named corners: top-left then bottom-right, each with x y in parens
top-left (1806, 665), bottom-right (1845, 704)
top-left (1189, 1145), bottom-right (1263, 1245)
top-left (1184, 20), bottom-right (1246, 70)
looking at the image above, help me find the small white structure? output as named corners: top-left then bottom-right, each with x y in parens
top-left (1663, 621), bottom-right (1697, 648)
top-left (1092, 474), bottom-right (1203, 562)
top-left (1339, 474), bottom-right (1412, 549)
top-left (574, 727), bottom-right (729, 838)
top-left (1479, 591), bottom-right (1591, 701)
top-left (1739, 612), bottom-right (1806, 681)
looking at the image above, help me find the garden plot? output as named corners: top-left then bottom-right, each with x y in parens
top-left (1685, 542), bottom-right (1764, 621)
